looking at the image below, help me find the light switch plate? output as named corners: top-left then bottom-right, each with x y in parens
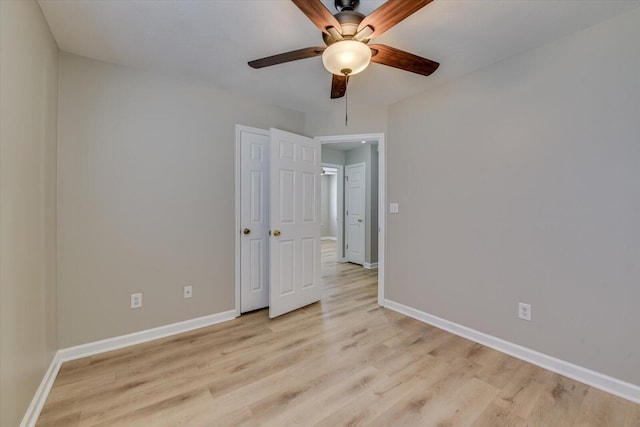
top-left (389, 203), bottom-right (399, 214)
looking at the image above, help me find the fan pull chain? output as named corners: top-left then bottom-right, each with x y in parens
top-left (344, 74), bottom-right (350, 126)
top-left (345, 89), bottom-right (348, 126)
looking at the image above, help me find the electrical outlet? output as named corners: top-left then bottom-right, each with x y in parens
top-left (518, 302), bottom-right (531, 321)
top-left (131, 293), bottom-right (142, 309)
top-left (183, 285), bottom-right (193, 299)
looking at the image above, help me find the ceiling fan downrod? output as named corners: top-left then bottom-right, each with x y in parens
top-left (334, 0), bottom-right (359, 12)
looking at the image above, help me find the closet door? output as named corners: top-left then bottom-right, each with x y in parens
top-left (239, 127), bottom-right (270, 312)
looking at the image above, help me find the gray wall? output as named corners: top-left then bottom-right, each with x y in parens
top-left (305, 106), bottom-right (387, 137)
top-left (386, 7), bottom-right (640, 386)
top-left (321, 147), bottom-right (346, 165)
top-left (57, 53), bottom-right (304, 347)
top-left (0, 1), bottom-right (59, 425)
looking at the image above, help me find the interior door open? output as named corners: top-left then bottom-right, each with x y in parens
top-left (269, 128), bottom-right (322, 318)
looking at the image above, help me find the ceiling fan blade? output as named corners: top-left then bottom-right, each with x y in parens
top-left (291, 0), bottom-right (342, 35)
top-left (358, 0), bottom-right (433, 38)
top-left (248, 46), bottom-right (325, 69)
top-left (369, 44), bottom-right (439, 76)
top-left (331, 74), bottom-right (348, 99)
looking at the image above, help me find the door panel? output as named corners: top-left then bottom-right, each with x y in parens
top-left (302, 172), bottom-right (316, 222)
top-left (249, 239), bottom-right (264, 292)
top-left (345, 163), bottom-right (365, 265)
top-left (278, 239), bottom-right (295, 296)
top-left (301, 237), bottom-right (315, 288)
top-left (240, 128), bottom-right (269, 313)
top-left (269, 129), bottom-right (321, 318)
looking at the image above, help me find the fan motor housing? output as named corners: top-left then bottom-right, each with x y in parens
top-left (322, 9), bottom-right (365, 45)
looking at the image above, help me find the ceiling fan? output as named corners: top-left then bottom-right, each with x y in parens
top-left (248, 0), bottom-right (440, 99)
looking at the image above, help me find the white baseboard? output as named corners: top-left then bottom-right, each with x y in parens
top-left (321, 236), bottom-right (337, 241)
top-left (364, 262), bottom-right (378, 269)
top-left (20, 352), bottom-right (62, 427)
top-left (59, 310), bottom-right (236, 362)
top-left (384, 299), bottom-right (640, 404)
top-left (21, 310), bottom-right (237, 427)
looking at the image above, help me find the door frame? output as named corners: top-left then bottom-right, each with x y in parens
top-left (316, 133), bottom-right (386, 307)
top-left (235, 125), bottom-right (270, 317)
top-left (321, 162), bottom-right (345, 261)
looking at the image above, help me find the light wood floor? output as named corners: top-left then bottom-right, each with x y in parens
top-left (38, 241), bottom-right (639, 426)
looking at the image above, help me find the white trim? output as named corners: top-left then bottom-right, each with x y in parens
top-left (20, 352), bottom-right (62, 427)
top-left (363, 262), bottom-right (378, 269)
top-left (321, 236), bottom-right (337, 241)
top-left (316, 133), bottom-right (386, 307)
top-left (235, 125), bottom-right (270, 317)
top-left (58, 310), bottom-right (236, 362)
top-left (385, 299), bottom-right (640, 404)
top-left (377, 136), bottom-right (385, 307)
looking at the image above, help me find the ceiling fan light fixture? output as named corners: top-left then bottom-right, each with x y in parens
top-left (322, 40), bottom-right (371, 76)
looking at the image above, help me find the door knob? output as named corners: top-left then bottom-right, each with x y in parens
top-left (273, 230), bottom-right (281, 237)
top-left (243, 228), bottom-right (251, 235)
top-left (357, 219), bottom-right (363, 223)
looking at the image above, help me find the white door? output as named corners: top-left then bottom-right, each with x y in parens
top-left (269, 128), bottom-right (322, 318)
top-left (345, 163), bottom-right (365, 265)
top-left (240, 128), bottom-right (269, 313)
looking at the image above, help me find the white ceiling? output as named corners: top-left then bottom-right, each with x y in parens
top-left (38, 0), bottom-right (640, 114)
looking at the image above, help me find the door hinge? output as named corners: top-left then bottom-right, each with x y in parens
top-left (346, 210), bottom-right (349, 215)
top-left (346, 244), bottom-right (348, 249)
top-left (345, 176), bottom-right (349, 181)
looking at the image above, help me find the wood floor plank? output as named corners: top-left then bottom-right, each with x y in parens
top-left (492, 362), bottom-right (553, 420)
top-left (573, 387), bottom-right (630, 427)
top-left (36, 241), bottom-right (640, 426)
top-left (471, 403), bottom-right (527, 427)
top-left (624, 400), bottom-right (640, 427)
top-left (277, 366), bottom-right (391, 425)
top-left (313, 375), bottom-right (425, 427)
top-left (526, 373), bottom-right (589, 426)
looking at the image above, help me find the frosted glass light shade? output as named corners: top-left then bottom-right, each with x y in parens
top-left (322, 40), bottom-right (371, 76)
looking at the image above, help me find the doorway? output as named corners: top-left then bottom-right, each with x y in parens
top-left (321, 163), bottom-right (344, 262)
top-left (317, 133), bottom-right (386, 307)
